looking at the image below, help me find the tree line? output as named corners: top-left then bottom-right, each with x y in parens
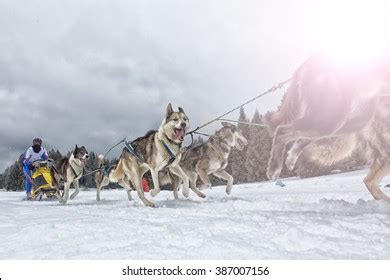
top-left (223, 107), bottom-right (366, 185)
top-left (0, 149), bottom-right (120, 191)
top-left (0, 108), bottom-right (366, 191)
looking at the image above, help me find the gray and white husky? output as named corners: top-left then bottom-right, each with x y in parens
top-left (55, 145), bottom-right (89, 204)
top-left (170, 122), bottom-right (248, 198)
top-left (265, 52), bottom-right (390, 201)
top-left (95, 103), bottom-right (190, 207)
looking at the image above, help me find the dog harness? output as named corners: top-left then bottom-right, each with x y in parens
top-left (69, 161), bottom-right (83, 178)
top-left (161, 141), bottom-right (176, 164)
top-left (124, 134), bottom-right (180, 166)
top-left (159, 132), bottom-right (182, 166)
top-left (124, 140), bottom-right (145, 162)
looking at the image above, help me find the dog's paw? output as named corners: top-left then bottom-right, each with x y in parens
top-left (182, 188), bottom-right (190, 198)
top-left (58, 198), bottom-right (67, 205)
top-left (150, 189), bottom-right (160, 197)
top-left (226, 185), bottom-right (232, 195)
top-left (145, 201), bottom-right (155, 207)
top-left (198, 192), bottom-right (206, 199)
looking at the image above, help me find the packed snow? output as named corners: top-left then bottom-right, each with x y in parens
top-left (0, 169), bottom-right (389, 260)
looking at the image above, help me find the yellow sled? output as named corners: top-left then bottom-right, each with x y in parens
top-left (31, 165), bottom-right (57, 200)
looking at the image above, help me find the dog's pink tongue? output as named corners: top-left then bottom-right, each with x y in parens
top-left (173, 129), bottom-right (185, 140)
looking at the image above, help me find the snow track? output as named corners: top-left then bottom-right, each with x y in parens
top-left (0, 169), bottom-right (389, 259)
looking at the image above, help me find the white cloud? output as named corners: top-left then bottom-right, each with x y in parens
top-left (0, 0), bottom-right (323, 171)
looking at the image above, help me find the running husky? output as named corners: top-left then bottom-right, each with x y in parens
top-left (55, 145), bottom-right (89, 204)
top-left (265, 52), bottom-right (390, 201)
top-left (170, 122), bottom-right (248, 198)
top-left (95, 104), bottom-right (190, 207)
top-left (299, 94), bottom-right (390, 201)
top-left (95, 156), bottom-right (133, 202)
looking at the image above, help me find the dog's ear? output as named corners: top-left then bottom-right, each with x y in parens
top-left (72, 145), bottom-right (78, 156)
top-left (166, 103), bottom-right (174, 118)
top-left (221, 122), bottom-right (236, 130)
top-left (178, 107), bottom-right (185, 113)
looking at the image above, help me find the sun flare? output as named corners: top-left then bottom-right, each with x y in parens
top-left (314, 0), bottom-right (386, 64)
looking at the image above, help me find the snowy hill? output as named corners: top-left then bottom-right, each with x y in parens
top-left (0, 169), bottom-right (389, 260)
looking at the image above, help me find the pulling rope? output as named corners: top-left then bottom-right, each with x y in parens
top-left (217, 118), bottom-right (269, 128)
top-left (192, 131), bottom-right (211, 137)
top-left (186, 78), bottom-right (291, 137)
top-left (76, 137), bottom-right (128, 180)
top-left (103, 137), bottom-right (126, 158)
top-left (80, 167), bottom-right (104, 179)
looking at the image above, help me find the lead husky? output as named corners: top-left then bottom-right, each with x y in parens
top-left (170, 122), bottom-right (248, 198)
top-left (266, 52), bottom-right (390, 183)
top-left (265, 52), bottom-right (390, 201)
top-left (95, 104), bottom-right (190, 207)
top-left (55, 145), bottom-right (89, 204)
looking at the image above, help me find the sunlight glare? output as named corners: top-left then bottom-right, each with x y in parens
top-left (314, 0), bottom-right (386, 64)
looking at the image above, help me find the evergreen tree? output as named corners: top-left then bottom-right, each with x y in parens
top-left (48, 149), bottom-right (62, 163)
top-left (5, 162), bottom-right (24, 191)
top-left (228, 107), bottom-right (251, 184)
top-left (193, 135), bottom-right (204, 145)
top-left (0, 168), bottom-right (9, 190)
top-left (245, 110), bottom-right (271, 182)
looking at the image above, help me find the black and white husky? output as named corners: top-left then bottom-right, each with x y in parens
top-left (55, 145), bottom-right (89, 204)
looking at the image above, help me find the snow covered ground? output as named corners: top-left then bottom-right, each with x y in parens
top-left (0, 169), bottom-right (389, 260)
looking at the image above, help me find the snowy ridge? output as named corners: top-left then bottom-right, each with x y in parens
top-left (0, 169), bottom-right (389, 259)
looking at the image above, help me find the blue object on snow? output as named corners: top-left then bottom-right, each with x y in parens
top-left (275, 179), bottom-right (286, 187)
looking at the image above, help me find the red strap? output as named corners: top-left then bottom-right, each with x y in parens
top-left (141, 177), bottom-right (150, 192)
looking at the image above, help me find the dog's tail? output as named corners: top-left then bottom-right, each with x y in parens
top-left (107, 155), bottom-right (124, 183)
top-left (303, 134), bottom-right (361, 166)
top-left (95, 155), bottom-right (106, 185)
top-left (97, 154), bottom-right (105, 167)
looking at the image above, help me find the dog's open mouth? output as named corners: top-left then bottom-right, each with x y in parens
top-left (80, 158), bottom-right (87, 166)
top-left (172, 128), bottom-right (186, 142)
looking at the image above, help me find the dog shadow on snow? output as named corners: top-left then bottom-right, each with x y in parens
top-left (47, 199), bottom-right (127, 207)
top-left (155, 195), bottom-right (253, 208)
top-left (45, 193), bottom-right (252, 209)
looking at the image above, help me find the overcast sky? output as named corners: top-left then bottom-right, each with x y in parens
top-left (0, 0), bottom-right (387, 172)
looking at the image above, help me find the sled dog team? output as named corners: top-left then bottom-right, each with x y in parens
top-left (52, 104), bottom-right (248, 207)
top-left (29, 52), bottom-right (390, 206)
